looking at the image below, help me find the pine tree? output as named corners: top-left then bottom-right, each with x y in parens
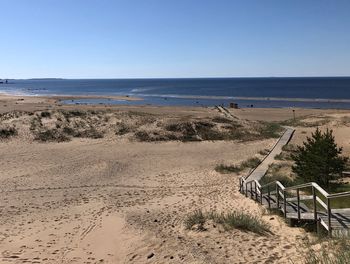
top-left (292, 128), bottom-right (348, 189)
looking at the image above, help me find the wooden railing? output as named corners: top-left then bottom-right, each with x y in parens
top-left (239, 177), bottom-right (350, 236)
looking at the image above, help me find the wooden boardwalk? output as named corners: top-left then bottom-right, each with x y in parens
top-left (240, 128), bottom-right (350, 236)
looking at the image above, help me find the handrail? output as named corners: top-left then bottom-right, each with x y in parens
top-left (260, 180), bottom-right (285, 191)
top-left (328, 190), bottom-right (350, 199)
top-left (239, 177), bottom-right (350, 237)
top-left (284, 182), bottom-right (329, 198)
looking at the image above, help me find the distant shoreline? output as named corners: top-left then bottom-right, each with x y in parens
top-left (1, 91), bottom-right (350, 103)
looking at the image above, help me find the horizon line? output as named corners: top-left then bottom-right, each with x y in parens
top-left (3, 75), bottom-right (350, 80)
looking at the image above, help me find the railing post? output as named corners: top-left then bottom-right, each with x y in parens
top-left (250, 182), bottom-right (253, 199)
top-left (245, 182), bottom-right (248, 197)
top-left (255, 182), bottom-right (258, 201)
top-left (239, 178), bottom-right (241, 192)
top-left (267, 185), bottom-right (271, 209)
top-left (297, 189), bottom-right (301, 221)
top-left (260, 186), bottom-right (263, 205)
top-left (283, 189), bottom-right (287, 218)
top-left (276, 184), bottom-right (279, 209)
top-left (312, 186), bottom-right (317, 222)
top-left (327, 198), bottom-right (332, 237)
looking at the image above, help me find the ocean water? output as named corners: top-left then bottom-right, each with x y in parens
top-left (1, 77), bottom-right (350, 108)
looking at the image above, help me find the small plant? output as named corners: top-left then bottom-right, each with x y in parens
top-left (184, 210), bottom-right (206, 231)
top-left (34, 129), bottom-right (70, 142)
top-left (304, 238), bottom-right (350, 264)
top-left (240, 157), bottom-right (261, 169)
top-left (77, 127), bottom-right (104, 139)
top-left (0, 126), bottom-right (17, 139)
top-left (259, 122), bottom-right (283, 138)
top-left (210, 211), bottom-right (271, 235)
top-left (215, 157), bottom-right (262, 174)
top-left (260, 163), bottom-right (300, 187)
top-left (215, 164), bottom-right (241, 174)
top-left (40, 111), bottom-right (51, 118)
top-left (274, 153), bottom-right (284, 160)
top-left (115, 123), bottom-right (131, 135)
top-left (30, 117), bottom-right (42, 131)
top-left (134, 130), bottom-right (153, 141)
top-left (212, 116), bottom-right (233, 124)
top-left (259, 149), bottom-right (270, 156)
top-left (184, 210), bottom-right (271, 235)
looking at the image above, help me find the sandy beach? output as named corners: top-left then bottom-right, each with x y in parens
top-left (1, 94), bottom-right (350, 263)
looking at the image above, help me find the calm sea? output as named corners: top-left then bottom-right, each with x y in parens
top-left (1, 77), bottom-right (350, 108)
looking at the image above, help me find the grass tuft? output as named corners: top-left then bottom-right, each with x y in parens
top-left (215, 157), bottom-right (262, 174)
top-left (0, 126), bottom-right (18, 139)
top-left (34, 129), bottom-right (70, 142)
top-left (184, 210), bottom-right (271, 235)
top-left (184, 210), bottom-right (206, 231)
top-left (304, 238), bottom-right (350, 264)
top-left (215, 164), bottom-right (241, 174)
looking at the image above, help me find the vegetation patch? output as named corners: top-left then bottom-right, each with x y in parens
top-left (260, 163), bottom-right (299, 187)
top-left (34, 129), bottom-right (70, 142)
top-left (215, 164), bottom-right (241, 174)
top-left (258, 122), bottom-right (284, 138)
top-left (212, 116), bottom-right (233, 124)
top-left (185, 210), bottom-right (271, 235)
top-left (216, 157), bottom-right (262, 174)
top-left (304, 238), bottom-right (350, 264)
top-left (0, 126), bottom-right (18, 139)
top-left (292, 128), bottom-right (348, 188)
top-left (40, 111), bottom-right (51, 118)
top-left (240, 157), bottom-right (261, 169)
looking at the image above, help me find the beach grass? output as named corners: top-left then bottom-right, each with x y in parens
top-left (215, 157), bottom-right (262, 174)
top-left (0, 126), bottom-right (17, 139)
top-left (185, 210), bottom-right (271, 235)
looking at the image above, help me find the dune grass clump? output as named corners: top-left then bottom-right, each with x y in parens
top-left (259, 149), bottom-right (270, 156)
top-left (34, 129), bottom-right (70, 142)
top-left (209, 211), bottom-right (271, 235)
top-left (185, 210), bottom-right (271, 235)
top-left (305, 238), bottom-right (350, 264)
top-left (184, 210), bottom-right (206, 231)
top-left (0, 126), bottom-right (17, 139)
top-left (115, 123), bottom-right (131, 135)
top-left (258, 122), bottom-right (284, 139)
top-left (40, 111), bottom-right (51, 118)
top-left (212, 116), bottom-right (234, 124)
top-left (240, 157), bottom-right (261, 169)
top-left (60, 110), bottom-right (87, 118)
top-left (215, 157), bottom-right (262, 174)
top-left (215, 164), bottom-right (241, 174)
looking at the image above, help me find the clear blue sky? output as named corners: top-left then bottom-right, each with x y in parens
top-left (1, 0), bottom-right (350, 78)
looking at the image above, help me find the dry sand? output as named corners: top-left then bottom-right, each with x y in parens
top-left (1, 96), bottom-right (350, 263)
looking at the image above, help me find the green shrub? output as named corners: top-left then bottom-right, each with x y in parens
top-left (77, 127), bottom-right (104, 139)
top-left (259, 149), bottom-right (270, 156)
top-left (184, 210), bottom-right (206, 231)
top-left (35, 129), bottom-right (70, 142)
top-left (215, 157), bottom-right (261, 174)
top-left (116, 123), bottom-right (131, 135)
top-left (60, 110), bottom-right (87, 118)
top-left (259, 122), bottom-right (283, 138)
top-left (212, 116), bottom-right (233, 124)
top-left (240, 157), bottom-right (261, 169)
top-left (40, 111), bottom-right (51, 118)
top-left (304, 239), bottom-right (350, 264)
top-left (209, 211), bottom-right (271, 235)
top-left (185, 210), bottom-right (271, 235)
top-left (215, 164), bottom-right (241, 174)
top-left (292, 128), bottom-right (348, 188)
top-left (0, 126), bottom-right (17, 139)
